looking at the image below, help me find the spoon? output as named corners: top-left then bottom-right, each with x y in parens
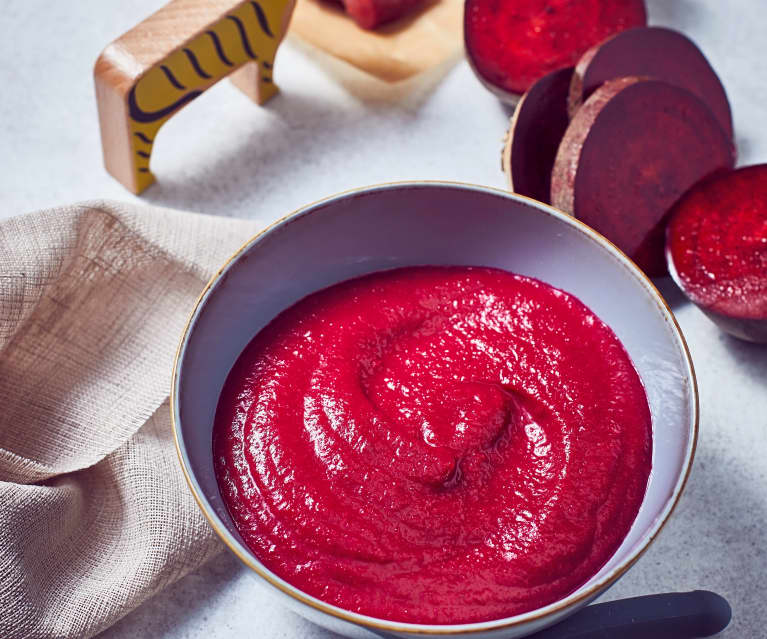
top-left (529, 590), bottom-right (731, 638)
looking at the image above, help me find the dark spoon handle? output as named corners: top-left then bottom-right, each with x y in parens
top-left (529, 591), bottom-right (731, 639)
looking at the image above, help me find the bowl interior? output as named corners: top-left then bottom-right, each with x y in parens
top-left (174, 183), bottom-right (696, 631)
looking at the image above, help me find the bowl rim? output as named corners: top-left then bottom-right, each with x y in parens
top-left (171, 180), bottom-right (699, 635)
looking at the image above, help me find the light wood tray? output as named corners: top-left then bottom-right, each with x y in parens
top-left (289, 0), bottom-right (463, 82)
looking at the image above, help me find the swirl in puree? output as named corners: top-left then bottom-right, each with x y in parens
top-left (213, 266), bottom-right (652, 624)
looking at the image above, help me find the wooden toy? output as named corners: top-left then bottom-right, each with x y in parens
top-left (95, 0), bottom-right (295, 194)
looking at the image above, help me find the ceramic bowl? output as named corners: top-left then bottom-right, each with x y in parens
top-left (172, 182), bottom-right (698, 639)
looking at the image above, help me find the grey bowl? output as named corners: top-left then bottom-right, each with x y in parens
top-left (172, 182), bottom-right (698, 639)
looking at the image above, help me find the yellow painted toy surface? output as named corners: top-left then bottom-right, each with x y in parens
top-left (95, 0), bottom-right (295, 194)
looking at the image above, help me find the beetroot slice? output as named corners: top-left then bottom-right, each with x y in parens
top-left (502, 67), bottom-right (573, 203)
top-left (667, 165), bottom-right (767, 342)
top-left (568, 26), bottom-right (733, 140)
top-left (464, 0), bottom-right (646, 99)
top-left (551, 77), bottom-right (736, 277)
top-left (343, 0), bottom-right (423, 29)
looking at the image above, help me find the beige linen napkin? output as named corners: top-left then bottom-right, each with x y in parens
top-left (0, 200), bottom-right (261, 639)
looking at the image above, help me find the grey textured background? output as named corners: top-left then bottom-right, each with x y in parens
top-left (1, 0), bottom-right (765, 637)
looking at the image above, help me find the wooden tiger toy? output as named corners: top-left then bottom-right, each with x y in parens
top-left (95, 0), bottom-right (295, 194)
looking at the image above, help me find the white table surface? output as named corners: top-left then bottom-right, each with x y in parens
top-left (2, 1), bottom-right (766, 637)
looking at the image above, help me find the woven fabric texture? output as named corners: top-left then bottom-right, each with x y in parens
top-left (0, 201), bottom-right (261, 639)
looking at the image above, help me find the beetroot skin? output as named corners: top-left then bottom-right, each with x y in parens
top-left (667, 165), bottom-right (767, 343)
top-left (568, 26), bottom-right (733, 140)
top-left (502, 67), bottom-right (573, 203)
top-left (551, 77), bottom-right (735, 277)
top-left (343, 0), bottom-right (423, 29)
top-left (465, 0), bottom-right (647, 96)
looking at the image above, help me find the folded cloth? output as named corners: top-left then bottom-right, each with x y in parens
top-left (0, 201), bottom-right (262, 639)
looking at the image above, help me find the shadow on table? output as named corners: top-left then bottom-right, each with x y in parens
top-left (604, 433), bottom-right (766, 636)
top-left (651, 276), bottom-right (691, 312)
top-left (141, 91), bottom-right (348, 216)
top-left (717, 331), bottom-right (767, 386)
top-left (141, 83), bottom-right (435, 218)
top-left (646, 0), bottom-right (705, 29)
top-left (675, 441), bottom-right (766, 633)
top-left (653, 278), bottom-right (767, 376)
top-left (98, 549), bottom-right (345, 638)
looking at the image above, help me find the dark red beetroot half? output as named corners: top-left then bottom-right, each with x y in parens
top-left (551, 77), bottom-right (736, 277)
top-left (464, 0), bottom-right (647, 101)
top-left (343, 0), bottom-right (423, 29)
top-left (502, 67), bottom-right (573, 203)
top-left (568, 26), bottom-right (733, 140)
top-left (667, 165), bottom-right (767, 343)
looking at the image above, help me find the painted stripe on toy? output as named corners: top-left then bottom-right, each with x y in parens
top-left (129, 86), bottom-right (202, 123)
top-left (226, 15), bottom-right (256, 59)
top-left (160, 65), bottom-right (186, 90)
top-left (206, 30), bottom-right (234, 66)
top-left (183, 48), bottom-right (212, 79)
top-left (251, 1), bottom-right (274, 37)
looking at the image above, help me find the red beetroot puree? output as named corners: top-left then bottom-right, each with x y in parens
top-left (214, 266), bottom-right (652, 624)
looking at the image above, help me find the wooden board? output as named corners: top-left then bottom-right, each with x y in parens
top-left (289, 0), bottom-right (462, 82)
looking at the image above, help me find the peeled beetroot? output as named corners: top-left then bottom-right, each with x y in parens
top-left (568, 26), bottom-right (733, 140)
top-left (551, 77), bottom-right (735, 277)
top-left (667, 165), bottom-right (767, 343)
top-left (502, 67), bottom-right (573, 203)
top-left (343, 0), bottom-right (423, 29)
top-left (464, 0), bottom-right (647, 98)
